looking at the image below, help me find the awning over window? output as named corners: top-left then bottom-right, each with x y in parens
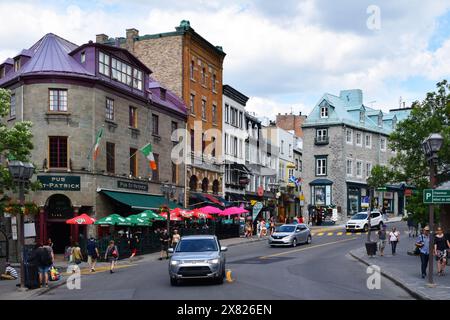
top-left (189, 192), bottom-right (232, 208)
top-left (100, 190), bottom-right (182, 210)
top-left (309, 179), bottom-right (333, 186)
top-left (230, 163), bottom-right (253, 175)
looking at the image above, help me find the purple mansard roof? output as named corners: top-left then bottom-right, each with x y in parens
top-left (148, 77), bottom-right (187, 117)
top-left (0, 33), bottom-right (94, 86)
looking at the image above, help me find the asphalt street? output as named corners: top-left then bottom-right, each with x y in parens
top-left (35, 221), bottom-right (414, 300)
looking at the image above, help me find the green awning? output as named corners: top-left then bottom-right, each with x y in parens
top-left (100, 190), bottom-right (182, 210)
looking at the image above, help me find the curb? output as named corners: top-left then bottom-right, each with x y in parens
top-left (348, 249), bottom-right (429, 300)
top-left (225, 237), bottom-right (267, 247)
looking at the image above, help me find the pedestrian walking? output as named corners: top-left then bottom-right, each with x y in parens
top-left (416, 226), bottom-right (430, 278)
top-left (260, 219), bottom-right (267, 237)
top-left (105, 240), bottom-right (119, 273)
top-left (269, 217), bottom-right (275, 235)
top-left (47, 238), bottom-right (54, 250)
top-left (407, 216), bottom-right (415, 238)
top-left (171, 229), bottom-right (180, 249)
top-left (86, 237), bottom-right (99, 272)
top-left (389, 227), bottom-right (400, 255)
top-left (159, 229), bottom-right (170, 260)
top-left (71, 242), bottom-right (83, 265)
top-left (35, 242), bottom-right (53, 288)
top-left (128, 234), bottom-right (139, 263)
top-left (377, 224), bottom-right (387, 256)
top-left (298, 216), bottom-right (304, 224)
top-left (434, 227), bottom-right (450, 276)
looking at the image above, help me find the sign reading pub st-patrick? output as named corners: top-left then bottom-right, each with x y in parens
top-left (37, 176), bottom-right (81, 191)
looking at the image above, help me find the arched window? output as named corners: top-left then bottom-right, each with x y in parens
top-left (189, 175), bottom-right (198, 191)
top-left (212, 180), bottom-right (219, 194)
top-left (202, 177), bottom-right (209, 193)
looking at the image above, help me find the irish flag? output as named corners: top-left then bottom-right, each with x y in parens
top-left (92, 127), bottom-right (103, 161)
top-left (140, 143), bottom-right (157, 170)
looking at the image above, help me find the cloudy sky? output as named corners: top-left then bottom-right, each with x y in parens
top-left (1, 0), bottom-right (449, 118)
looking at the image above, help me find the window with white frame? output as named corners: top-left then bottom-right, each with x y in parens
top-left (366, 162), bottom-right (372, 178)
top-left (365, 134), bottom-right (372, 148)
top-left (356, 132), bottom-right (362, 146)
top-left (360, 110), bottom-right (365, 122)
top-left (224, 104), bottom-right (229, 123)
top-left (378, 115), bottom-right (383, 127)
top-left (316, 128), bottom-right (328, 142)
top-left (288, 144), bottom-right (292, 156)
top-left (356, 160), bottom-right (363, 177)
top-left (316, 157), bottom-right (327, 176)
top-left (320, 106), bottom-right (328, 118)
top-left (280, 140), bottom-right (284, 154)
top-left (346, 159), bottom-right (353, 176)
top-left (380, 137), bottom-right (386, 151)
top-left (346, 128), bottom-right (353, 144)
top-left (99, 52), bottom-right (110, 76)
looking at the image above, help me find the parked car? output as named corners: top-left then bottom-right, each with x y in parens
top-left (345, 211), bottom-right (384, 232)
top-left (268, 224), bottom-right (312, 247)
top-left (168, 235), bottom-right (227, 286)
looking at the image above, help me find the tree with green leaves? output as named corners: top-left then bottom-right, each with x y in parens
top-left (0, 88), bottom-right (39, 210)
top-left (389, 80), bottom-right (450, 228)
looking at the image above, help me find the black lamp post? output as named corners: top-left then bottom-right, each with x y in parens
top-left (422, 133), bottom-right (443, 286)
top-left (8, 160), bottom-right (35, 290)
top-left (160, 183), bottom-right (176, 234)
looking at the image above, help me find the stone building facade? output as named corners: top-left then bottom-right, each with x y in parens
top-left (98, 21), bottom-right (226, 207)
top-left (302, 89), bottom-right (410, 222)
top-left (0, 34), bottom-right (187, 255)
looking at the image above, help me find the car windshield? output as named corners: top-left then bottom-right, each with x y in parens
top-left (351, 213), bottom-right (368, 220)
top-left (176, 239), bottom-right (218, 252)
top-left (276, 226), bottom-right (295, 233)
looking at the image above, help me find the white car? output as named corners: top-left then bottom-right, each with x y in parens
top-left (345, 211), bottom-right (384, 232)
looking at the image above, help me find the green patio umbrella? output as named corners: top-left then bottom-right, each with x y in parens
top-left (138, 210), bottom-right (165, 221)
top-left (94, 214), bottom-right (131, 226)
top-left (125, 214), bottom-right (153, 227)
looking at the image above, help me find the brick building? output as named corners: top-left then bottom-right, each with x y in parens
top-left (0, 33), bottom-right (187, 255)
top-left (98, 20), bottom-right (226, 207)
top-left (275, 112), bottom-right (307, 138)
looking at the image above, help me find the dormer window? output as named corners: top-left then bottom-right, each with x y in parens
top-left (359, 110), bottom-right (365, 122)
top-left (14, 59), bottom-right (20, 72)
top-left (0, 66), bottom-right (4, 79)
top-left (378, 114), bottom-right (383, 127)
top-left (320, 106), bottom-right (328, 118)
top-left (392, 119), bottom-right (397, 130)
top-left (160, 88), bottom-right (166, 100)
top-left (81, 51), bottom-right (86, 64)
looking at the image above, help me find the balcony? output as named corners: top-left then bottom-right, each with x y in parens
top-left (314, 136), bottom-right (329, 145)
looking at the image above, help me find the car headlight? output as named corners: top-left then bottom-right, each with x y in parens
top-left (170, 260), bottom-right (180, 266)
top-left (208, 259), bottom-right (220, 264)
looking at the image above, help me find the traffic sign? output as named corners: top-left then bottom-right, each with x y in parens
top-left (423, 189), bottom-right (450, 204)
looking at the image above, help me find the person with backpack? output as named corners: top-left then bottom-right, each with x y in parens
top-left (35, 242), bottom-right (53, 288)
top-left (105, 240), bottom-right (119, 273)
top-left (389, 227), bottom-right (400, 255)
top-left (86, 237), bottom-right (99, 272)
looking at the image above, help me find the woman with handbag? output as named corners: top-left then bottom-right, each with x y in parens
top-left (434, 227), bottom-right (450, 276)
top-left (389, 227), bottom-right (400, 255)
top-left (71, 242), bottom-right (83, 265)
top-left (105, 240), bottom-right (119, 274)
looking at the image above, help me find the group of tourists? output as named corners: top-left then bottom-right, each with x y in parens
top-left (415, 226), bottom-right (450, 278)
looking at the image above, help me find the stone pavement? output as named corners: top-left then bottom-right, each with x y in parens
top-left (350, 230), bottom-right (450, 300)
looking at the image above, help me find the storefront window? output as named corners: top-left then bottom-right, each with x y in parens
top-left (348, 186), bottom-right (360, 215)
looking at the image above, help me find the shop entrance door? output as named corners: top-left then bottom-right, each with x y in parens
top-left (47, 222), bottom-right (71, 254)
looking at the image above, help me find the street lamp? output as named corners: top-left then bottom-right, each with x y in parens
top-left (8, 160), bottom-right (35, 290)
top-left (160, 183), bottom-right (176, 234)
top-left (422, 133), bottom-right (443, 286)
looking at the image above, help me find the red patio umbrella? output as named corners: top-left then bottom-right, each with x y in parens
top-left (66, 213), bottom-right (96, 225)
top-left (159, 212), bottom-right (184, 221)
top-left (191, 208), bottom-right (213, 220)
top-left (219, 207), bottom-right (249, 216)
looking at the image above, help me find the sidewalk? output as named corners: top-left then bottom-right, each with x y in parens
top-left (0, 234), bottom-right (268, 299)
top-left (350, 230), bottom-right (450, 300)
top-left (309, 215), bottom-right (403, 233)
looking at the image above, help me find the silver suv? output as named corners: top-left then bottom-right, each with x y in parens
top-left (268, 224), bottom-right (312, 247)
top-left (168, 235), bottom-right (227, 286)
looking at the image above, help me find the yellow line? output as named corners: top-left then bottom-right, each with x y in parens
top-left (327, 232), bottom-right (333, 236)
top-left (317, 232), bottom-right (324, 236)
top-left (260, 237), bottom-right (358, 259)
top-left (337, 232), bottom-right (343, 236)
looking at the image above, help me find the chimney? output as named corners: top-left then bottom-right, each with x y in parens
top-left (402, 101), bottom-right (406, 108)
top-left (96, 34), bottom-right (109, 44)
top-left (126, 28), bottom-right (139, 53)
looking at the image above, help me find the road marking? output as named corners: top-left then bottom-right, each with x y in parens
top-left (62, 264), bottom-right (131, 276)
top-left (327, 232), bottom-right (333, 236)
top-left (337, 232), bottom-right (343, 236)
top-left (260, 237), bottom-right (359, 259)
top-left (346, 232), bottom-right (352, 235)
top-left (317, 232), bottom-right (325, 236)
